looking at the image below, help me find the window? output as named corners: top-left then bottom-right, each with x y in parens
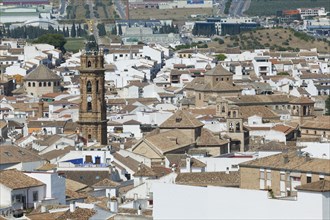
top-left (87, 81), bottom-right (92, 93)
top-left (87, 101), bottom-right (92, 112)
top-left (280, 173), bottom-right (285, 181)
top-left (39, 82), bottom-right (42, 87)
top-left (96, 80), bottom-right (99, 93)
top-left (48, 82), bottom-right (51, 86)
top-left (266, 171), bottom-right (271, 180)
top-left (260, 170), bottom-right (265, 179)
top-left (43, 82), bottom-right (47, 86)
top-left (199, 93), bottom-right (201, 100)
top-left (32, 82), bottom-right (35, 87)
top-left (307, 176), bottom-right (312, 183)
top-left (28, 82), bottom-right (31, 87)
top-left (33, 191), bottom-right (38, 202)
top-left (87, 61), bottom-right (92, 67)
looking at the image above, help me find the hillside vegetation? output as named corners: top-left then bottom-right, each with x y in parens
top-left (208, 28), bottom-right (330, 53)
top-left (245, 0), bottom-right (330, 16)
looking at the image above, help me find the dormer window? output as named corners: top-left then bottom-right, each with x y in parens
top-left (175, 117), bottom-right (182, 123)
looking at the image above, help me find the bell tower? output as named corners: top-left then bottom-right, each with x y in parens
top-left (78, 51), bottom-right (107, 145)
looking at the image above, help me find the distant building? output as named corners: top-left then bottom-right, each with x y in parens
top-left (185, 64), bottom-right (242, 107)
top-left (1, 0), bottom-right (49, 5)
top-left (23, 64), bottom-right (61, 98)
top-left (298, 7), bottom-right (327, 18)
top-left (240, 151), bottom-right (330, 197)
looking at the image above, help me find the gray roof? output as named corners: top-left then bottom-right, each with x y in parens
top-left (24, 64), bottom-right (61, 81)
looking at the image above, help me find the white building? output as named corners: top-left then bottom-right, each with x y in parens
top-left (153, 182), bottom-right (330, 220)
top-left (0, 169), bottom-right (46, 210)
top-left (25, 171), bottom-right (66, 205)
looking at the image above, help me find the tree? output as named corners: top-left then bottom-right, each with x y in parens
top-left (326, 95), bottom-right (330, 115)
top-left (118, 24), bottom-right (122, 36)
top-left (71, 22), bottom-right (76, 38)
top-left (97, 23), bottom-right (106, 36)
top-left (215, 54), bottom-right (227, 61)
top-left (111, 25), bottom-right (117, 35)
top-left (85, 35), bottom-right (98, 51)
top-left (33, 34), bottom-right (67, 52)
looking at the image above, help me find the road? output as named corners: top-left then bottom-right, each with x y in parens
top-left (213, 0), bottom-right (227, 16)
top-left (86, 0), bottom-right (100, 45)
top-left (229, 0), bottom-right (248, 17)
top-left (114, 0), bottom-right (126, 19)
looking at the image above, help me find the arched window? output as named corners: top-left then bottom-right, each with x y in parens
top-left (39, 82), bottom-right (42, 87)
top-left (87, 81), bottom-right (92, 93)
top-left (28, 82), bottom-right (31, 87)
top-left (32, 82), bottom-right (35, 87)
top-left (87, 101), bottom-right (92, 112)
top-left (48, 82), bottom-right (51, 86)
top-left (233, 111), bottom-right (237, 118)
top-left (222, 106), bottom-right (225, 113)
top-left (87, 61), bottom-right (92, 67)
top-left (43, 82), bottom-right (47, 87)
top-left (303, 106), bottom-right (308, 116)
top-left (236, 122), bottom-right (240, 132)
top-left (228, 111), bottom-right (231, 117)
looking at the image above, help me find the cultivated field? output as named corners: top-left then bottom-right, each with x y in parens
top-left (129, 8), bottom-right (213, 21)
top-left (245, 0), bottom-right (330, 16)
top-left (64, 38), bottom-right (86, 53)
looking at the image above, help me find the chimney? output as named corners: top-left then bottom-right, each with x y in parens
top-left (109, 197), bottom-right (118, 213)
top-left (283, 154), bottom-right (289, 164)
top-left (69, 202), bottom-right (76, 213)
top-left (186, 157), bottom-right (191, 172)
top-left (40, 206), bottom-right (46, 213)
top-left (37, 100), bottom-right (44, 118)
top-left (137, 205), bottom-right (142, 215)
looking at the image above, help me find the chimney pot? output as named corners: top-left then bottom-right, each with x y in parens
top-left (70, 202), bottom-right (76, 213)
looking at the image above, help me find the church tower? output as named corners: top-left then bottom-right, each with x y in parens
top-left (78, 51), bottom-right (107, 145)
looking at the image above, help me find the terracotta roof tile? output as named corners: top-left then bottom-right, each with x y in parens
top-left (143, 129), bottom-right (194, 154)
top-left (239, 106), bottom-right (279, 120)
top-left (176, 171), bottom-right (240, 187)
top-left (133, 164), bottom-right (157, 177)
top-left (24, 64), bottom-right (61, 81)
top-left (93, 178), bottom-right (120, 188)
top-left (0, 169), bottom-right (45, 189)
top-left (240, 152), bottom-right (330, 174)
top-left (296, 180), bottom-right (330, 192)
top-left (196, 128), bottom-right (228, 146)
top-left (56, 208), bottom-right (95, 220)
top-left (160, 110), bottom-right (204, 128)
top-left (0, 145), bottom-right (43, 164)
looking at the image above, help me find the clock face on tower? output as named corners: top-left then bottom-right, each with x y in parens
top-left (87, 96), bottom-right (92, 102)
